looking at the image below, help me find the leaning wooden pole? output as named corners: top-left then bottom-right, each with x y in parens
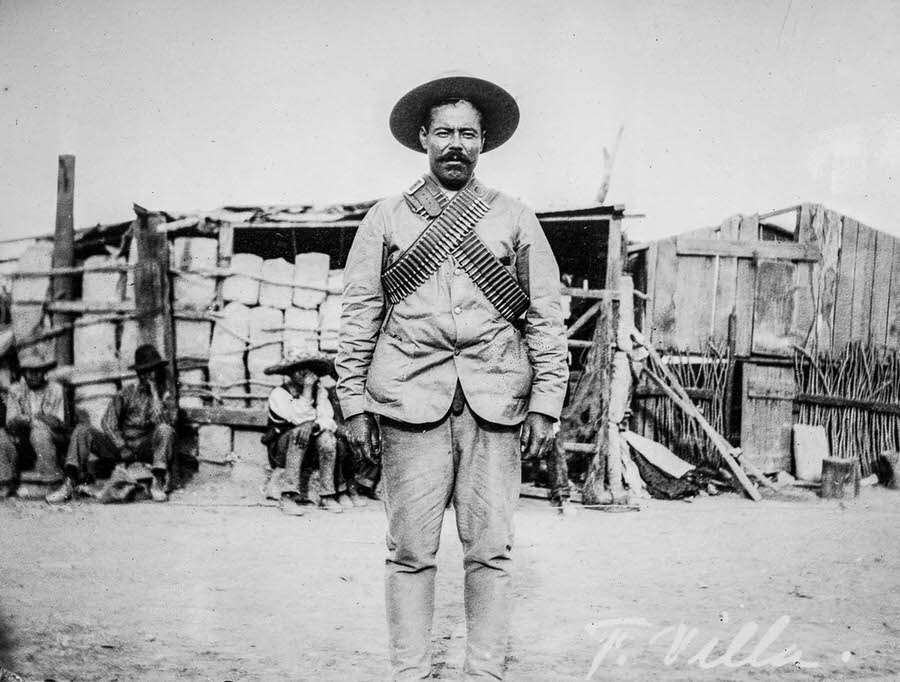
top-left (51, 154), bottom-right (75, 368)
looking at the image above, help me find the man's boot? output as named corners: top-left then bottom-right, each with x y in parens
top-left (319, 494), bottom-right (343, 513)
top-left (46, 479), bottom-right (74, 505)
top-left (280, 492), bottom-right (306, 516)
top-left (150, 472), bottom-right (168, 503)
top-left (0, 482), bottom-right (17, 499)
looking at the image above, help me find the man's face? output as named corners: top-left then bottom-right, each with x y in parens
top-left (23, 368), bottom-right (46, 390)
top-left (419, 100), bottom-right (484, 191)
top-left (289, 368), bottom-right (317, 388)
top-left (137, 368), bottom-right (155, 386)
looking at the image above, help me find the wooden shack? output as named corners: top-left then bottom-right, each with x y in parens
top-left (0, 188), bottom-right (623, 477)
top-left (631, 203), bottom-right (900, 475)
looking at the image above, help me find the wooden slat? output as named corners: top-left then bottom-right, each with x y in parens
top-left (751, 260), bottom-right (795, 356)
top-left (650, 237), bottom-right (678, 349)
top-left (643, 241), bottom-right (658, 337)
top-left (814, 208), bottom-right (842, 353)
top-left (849, 222), bottom-right (876, 343)
top-left (712, 216), bottom-right (739, 346)
top-left (674, 254), bottom-right (715, 351)
top-left (734, 215), bottom-right (758, 356)
top-left (797, 393), bottom-right (900, 416)
top-left (831, 216), bottom-right (858, 352)
top-left (869, 229), bottom-right (894, 346)
top-left (740, 364), bottom-right (794, 472)
top-left (888, 233), bottom-right (900, 347)
top-left (182, 406), bottom-right (266, 428)
top-left (790, 204), bottom-right (816, 349)
top-left (676, 237), bottom-right (821, 261)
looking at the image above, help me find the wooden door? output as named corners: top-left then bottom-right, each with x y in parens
top-left (740, 363), bottom-right (794, 473)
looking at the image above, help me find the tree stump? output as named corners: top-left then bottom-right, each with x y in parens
top-left (820, 457), bottom-right (861, 499)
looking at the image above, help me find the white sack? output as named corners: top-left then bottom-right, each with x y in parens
top-left (292, 252), bottom-right (330, 308)
top-left (318, 295), bottom-right (342, 352)
top-left (247, 306), bottom-right (283, 379)
top-left (222, 253), bottom-right (262, 305)
top-left (258, 258), bottom-right (293, 309)
top-left (198, 424), bottom-right (233, 464)
top-left (172, 237), bottom-right (218, 310)
top-left (74, 316), bottom-right (118, 369)
top-left (283, 307), bottom-right (319, 355)
top-left (175, 319), bottom-right (212, 360)
top-left (82, 255), bottom-right (125, 302)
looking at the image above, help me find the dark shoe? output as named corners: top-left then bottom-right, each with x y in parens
top-left (319, 495), bottom-right (343, 513)
top-left (280, 494), bottom-right (306, 516)
top-left (0, 483), bottom-right (16, 499)
top-left (46, 479), bottom-right (74, 505)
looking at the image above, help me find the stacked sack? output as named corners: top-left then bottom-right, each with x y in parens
top-left (170, 237), bottom-right (218, 405)
top-left (193, 246), bottom-right (343, 413)
top-left (74, 254), bottom-right (127, 426)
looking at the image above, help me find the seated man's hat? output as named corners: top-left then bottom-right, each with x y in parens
top-left (131, 344), bottom-right (168, 372)
top-left (389, 72), bottom-right (520, 153)
top-left (265, 350), bottom-right (335, 377)
top-left (18, 347), bottom-right (57, 371)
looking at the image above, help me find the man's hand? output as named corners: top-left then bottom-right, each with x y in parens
top-left (520, 412), bottom-right (556, 461)
top-left (120, 446), bottom-right (137, 465)
top-left (345, 413), bottom-right (381, 465)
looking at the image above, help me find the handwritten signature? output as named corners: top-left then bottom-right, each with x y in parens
top-left (585, 615), bottom-right (820, 678)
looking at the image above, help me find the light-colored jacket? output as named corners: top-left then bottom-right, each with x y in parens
top-left (336, 178), bottom-right (568, 425)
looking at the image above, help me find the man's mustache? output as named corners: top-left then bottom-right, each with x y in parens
top-left (440, 151), bottom-right (471, 163)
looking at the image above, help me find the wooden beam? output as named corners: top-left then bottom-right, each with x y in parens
top-left (561, 287), bottom-right (616, 300)
top-left (676, 237), bottom-right (821, 262)
top-left (45, 300), bottom-right (136, 314)
top-left (133, 210), bottom-right (178, 405)
top-left (52, 155), bottom-right (75, 368)
top-left (566, 301), bottom-right (602, 338)
top-left (182, 406), bottom-right (266, 428)
top-left (642, 368), bottom-right (762, 501)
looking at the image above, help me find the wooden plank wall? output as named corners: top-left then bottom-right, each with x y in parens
top-left (643, 204), bottom-right (900, 355)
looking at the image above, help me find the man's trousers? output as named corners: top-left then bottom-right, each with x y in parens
top-left (380, 398), bottom-right (521, 681)
top-left (268, 425), bottom-right (346, 498)
top-left (0, 420), bottom-right (66, 485)
top-left (64, 423), bottom-right (175, 482)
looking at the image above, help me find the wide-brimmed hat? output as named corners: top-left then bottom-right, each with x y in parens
top-left (389, 73), bottom-right (520, 153)
top-left (264, 350), bottom-right (335, 377)
top-left (130, 344), bottom-right (168, 372)
top-left (18, 348), bottom-right (57, 371)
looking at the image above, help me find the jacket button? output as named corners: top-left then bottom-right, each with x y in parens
top-left (453, 348), bottom-right (461, 356)
top-left (453, 306), bottom-right (462, 315)
top-left (454, 268), bottom-right (461, 276)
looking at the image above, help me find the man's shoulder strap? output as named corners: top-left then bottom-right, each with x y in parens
top-left (403, 175), bottom-right (499, 219)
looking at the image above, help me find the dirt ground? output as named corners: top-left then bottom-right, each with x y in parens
top-left (1, 478), bottom-right (899, 682)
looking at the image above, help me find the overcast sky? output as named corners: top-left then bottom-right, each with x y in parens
top-left (1, 0), bottom-right (898, 243)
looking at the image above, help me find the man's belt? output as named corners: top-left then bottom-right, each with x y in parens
top-left (381, 177), bottom-right (530, 325)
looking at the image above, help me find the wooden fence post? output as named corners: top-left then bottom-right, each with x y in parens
top-left (51, 155), bottom-right (75, 368)
top-left (132, 207), bottom-right (177, 402)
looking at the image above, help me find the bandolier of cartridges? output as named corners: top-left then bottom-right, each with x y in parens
top-left (381, 184), bottom-right (529, 324)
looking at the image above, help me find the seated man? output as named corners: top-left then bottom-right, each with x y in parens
top-left (47, 344), bottom-right (176, 504)
top-left (0, 350), bottom-right (68, 497)
top-left (262, 351), bottom-right (365, 515)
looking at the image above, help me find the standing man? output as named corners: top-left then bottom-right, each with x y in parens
top-left (0, 350), bottom-right (68, 497)
top-left (46, 344), bottom-right (175, 504)
top-left (336, 75), bottom-right (568, 680)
